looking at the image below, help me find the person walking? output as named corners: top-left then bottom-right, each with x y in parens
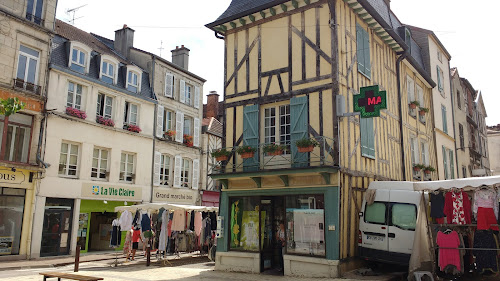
top-left (123, 228), bottom-right (133, 261)
top-left (131, 226), bottom-right (142, 261)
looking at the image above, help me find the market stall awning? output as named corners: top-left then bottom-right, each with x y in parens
top-left (114, 203), bottom-right (218, 213)
top-left (413, 175), bottom-right (500, 191)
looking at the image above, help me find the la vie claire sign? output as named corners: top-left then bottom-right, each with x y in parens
top-left (81, 183), bottom-right (142, 200)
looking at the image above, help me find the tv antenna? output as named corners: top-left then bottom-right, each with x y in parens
top-left (158, 40), bottom-right (164, 57)
top-left (66, 4), bottom-right (87, 25)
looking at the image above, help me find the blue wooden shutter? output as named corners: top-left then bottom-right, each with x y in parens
top-left (361, 118), bottom-right (375, 158)
top-left (243, 104), bottom-right (259, 171)
top-left (449, 150), bottom-right (455, 179)
top-left (290, 96), bottom-right (309, 168)
top-left (363, 28), bottom-right (371, 78)
top-left (442, 146), bottom-right (448, 179)
top-left (441, 105), bottom-right (447, 134)
top-left (437, 66), bottom-right (442, 91)
top-left (356, 24), bottom-right (365, 75)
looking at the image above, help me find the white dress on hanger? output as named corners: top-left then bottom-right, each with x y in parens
top-left (159, 211), bottom-right (168, 251)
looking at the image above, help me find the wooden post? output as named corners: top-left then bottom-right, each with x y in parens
top-left (74, 245), bottom-right (80, 272)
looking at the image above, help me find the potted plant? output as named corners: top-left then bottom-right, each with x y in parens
top-left (263, 143), bottom-right (287, 156)
top-left (409, 100), bottom-right (420, 109)
top-left (236, 145), bottom-right (256, 159)
top-left (295, 138), bottom-right (319, 153)
top-left (96, 116), bottom-right (115, 127)
top-left (183, 134), bottom-right (193, 147)
top-left (424, 166), bottom-right (435, 175)
top-left (66, 107), bottom-right (87, 120)
top-left (211, 149), bottom-right (232, 161)
top-left (413, 163), bottom-right (425, 172)
top-left (419, 107), bottom-right (429, 116)
top-left (124, 124), bottom-right (142, 133)
top-left (164, 130), bottom-right (175, 140)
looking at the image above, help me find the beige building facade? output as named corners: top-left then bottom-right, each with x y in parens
top-left (0, 0), bottom-right (56, 260)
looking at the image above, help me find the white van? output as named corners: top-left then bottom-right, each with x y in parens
top-left (358, 181), bottom-right (421, 265)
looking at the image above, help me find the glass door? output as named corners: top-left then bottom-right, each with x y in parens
top-left (260, 196), bottom-right (285, 274)
top-left (40, 199), bottom-right (73, 256)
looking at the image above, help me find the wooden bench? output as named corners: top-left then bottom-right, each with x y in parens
top-left (39, 272), bottom-right (103, 281)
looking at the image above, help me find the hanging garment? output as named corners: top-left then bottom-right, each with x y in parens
top-left (444, 191), bottom-right (472, 225)
top-left (194, 212), bottom-right (203, 236)
top-left (190, 211), bottom-right (195, 231)
top-left (132, 228), bottom-right (141, 243)
top-left (473, 230), bottom-right (499, 274)
top-left (477, 207), bottom-right (500, 231)
top-left (474, 188), bottom-right (499, 219)
top-left (430, 192), bottom-right (445, 219)
top-left (159, 210), bottom-right (168, 251)
top-left (119, 210), bottom-right (133, 231)
top-left (141, 213), bottom-right (151, 232)
top-left (123, 230), bottom-right (132, 255)
top-left (110, 219), bottom-right (121, 247)
top-left (436, 230), bottom-right (461, 272)
top-left (210, 212), bottom-right (217, 230)
top-left (132, 210), bottom-right (140, 226)
top-left (172, 210), bottom-right (186, 231)
top-left (158, 208), bottom-right (166, 222)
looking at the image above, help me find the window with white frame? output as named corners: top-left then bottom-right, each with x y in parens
top-left (410, 137), bottom-right (419, 167)
top-left (59, 142), bottom-right (79, 177)
top-left (181, 158), bottom-right (191, 188)
top-left (124, 102), bottom-right (138, 126)
top-left (17, 45), bottom-right (39, 85)
top-left (91, 148), bottom-right (109, 180)
top-left (120, 152), bottom-right (135, 182)
top-left (163, 109), bottom-right (174, 132)
top-left (264, 105), bottom-right (291, 153)
top-left (160, 154), bottom-right (171, 186)
top-left (183, 117), bottom-right (192, 136)
top-left (70, 48), bottom-right (86, 73)
top-left (101, 61), bottom-right (115, 84)
top-left (127, 71), bottom-right (139, 93)
top-left (184, 84), bottom-right (192, 105)
top-left (67, 82), bottom-right (83, 109)
top-left (26, 0), bottom-right (43, 24)
top-left (0, 113), bottom-right (33, 163)
top-left (437, 66), bottom-right (444, 94)
top-left (420, 141), bottom-right (429, 166)
top-left (96, 93), bottom-right (113, 119)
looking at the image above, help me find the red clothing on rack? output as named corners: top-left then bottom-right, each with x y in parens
top-left (437, 231), bottom-right (461, 272)
top-left (477, 207), bottom-right (499, 231)
top-left (444, 191), bottom-right (472, 224)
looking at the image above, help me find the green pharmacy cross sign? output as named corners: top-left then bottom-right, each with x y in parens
top-left (353, 85), bottom-right (387, 118)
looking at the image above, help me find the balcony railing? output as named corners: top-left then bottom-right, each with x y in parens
top-left (210, 136), bottom-right (336, 174)
top-left (26, 13), bottom-right (44, 26)
top-left (13, 78), bottom-right (41, 95)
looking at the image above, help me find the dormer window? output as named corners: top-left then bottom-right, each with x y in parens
top-left (68, 42), bottom-right (91, 74)
top-left (101, 61), bottom-right (115, 84)
top-left (126, 65), bottom-right (142, 93)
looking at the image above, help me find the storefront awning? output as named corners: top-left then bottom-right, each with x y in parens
top-left (114, 203), bottom-right (218, 213)
top-left (413, 175), bottom-right (500, 191)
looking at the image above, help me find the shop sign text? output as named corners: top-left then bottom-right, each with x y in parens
top-left (81, 182), bottom-right (141, 201)
top-left (0, 169), bottom-right (26, 185)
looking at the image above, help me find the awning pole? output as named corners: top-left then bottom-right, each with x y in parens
top-left (421, 191), bottom-right (436, 277)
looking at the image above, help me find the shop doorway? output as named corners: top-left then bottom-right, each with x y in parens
top-left (40, 198), bottom-right (73, 257)
top-left (88, 212), bottom-right (116, 251)
top-left (260, 197), bottom-right (285, 275)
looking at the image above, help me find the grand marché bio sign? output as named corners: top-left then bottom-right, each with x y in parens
top-left (353, 85), bottom-right (387, 118)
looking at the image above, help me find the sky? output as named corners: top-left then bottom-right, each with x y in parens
top-left (56, 0), bottom-right (499, 125)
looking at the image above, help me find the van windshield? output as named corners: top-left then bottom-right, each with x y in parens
top-left (391, 203), bottom-right (417, 230)
top-left (364, 202), bottom-right (386, 224)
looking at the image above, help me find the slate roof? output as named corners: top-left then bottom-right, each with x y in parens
top-left (51, 20), bottom-right (155, 101)
top-left (207, 0), bottom-right (288, 27)
top-left (203, 117), bottom-right (224, 138)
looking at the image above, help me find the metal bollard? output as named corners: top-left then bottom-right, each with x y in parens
top-left (74, 245), bottom-right (81, 272)
top-left (146, 244), bottom-right (151, 266)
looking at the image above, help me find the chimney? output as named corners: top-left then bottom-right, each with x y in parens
top-left (206, 91), bottom-right (219, 119)
top-left (114, 24), bottom-right (135, 58)
top-left (171, 45), bottom-right (190, 70)
top-left (383, 0), bottom-right (390, 8)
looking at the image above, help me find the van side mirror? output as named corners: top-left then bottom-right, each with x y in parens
top-left (359, 212), bottom-right (363, 217)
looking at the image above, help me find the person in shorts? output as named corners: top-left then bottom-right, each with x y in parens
top-left (131, 226), bottom-right (142, 261)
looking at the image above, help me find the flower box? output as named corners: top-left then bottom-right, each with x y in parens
top-left (267, 150), bottom-right (284, 156)
top-left (236, 146), bottom-right (256, 158)
top-left (164, 130), bottom-right (175, 140)
top-left (215, 155), bottom-right (229, 161)
top-left (66, 107), bottom-right (87, 120)
top-left (125, 124), bottom-right (141, 133)
top-left (240, 152), bottom-right (255, 159)
top-left (183, 134), bottom-right (194, 147)
top-left (96, 116), bottom-right (115, 127)
top-left (297, 146), bottom-right (314, 153)
top-left (211, 149), bottom-right (231, 161)
top-left (263, 143), bottom-right (287, 155)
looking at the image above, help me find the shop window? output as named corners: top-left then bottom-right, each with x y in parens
top-left (91, 148), bottom-right (109, 180)
top-left (67, 81), bottom-right (83, 109)
top-left (0, 187), bottom-right (26, 255)
top-left (229, 197), bottom-right (261, 251)
top-left (120, 152), bottom-right (135, 182)
top-left (364, 202), bottom-right (387, 225)
top-left (285, 194), bottom-right (325, 257)
top-left (0, 113), bottom-right (33, 163)
top-left (59, 142), bottom-right (79, 177)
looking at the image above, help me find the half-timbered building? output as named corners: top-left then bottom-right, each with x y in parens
top-left (206, 0), bottom-right (437, 277)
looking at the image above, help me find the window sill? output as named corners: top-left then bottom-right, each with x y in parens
top-left (119, 180), bottom-right (134, 184)
top-left (91, 178), bottom-right (109, 182)
top-left (58, 175), bottom-right (79, 179)
top-left (361, 154), bottom-right (375, 160)
top-left (358, 70), bottom-right (371, 80)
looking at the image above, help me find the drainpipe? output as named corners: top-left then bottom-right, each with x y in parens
top-left (396, 50), bottom-right (409, 181)
top-left (150, 55), bottom-right (157, 203)
top-left (448, 60), bottom-right (459, 177)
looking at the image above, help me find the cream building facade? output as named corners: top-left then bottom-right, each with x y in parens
top-left (30, 20), bottom-right (156, 258)
top-left (0, 0), bottom-right (56, 260)
top-left (487, 126), bottom-right (500, 176)
top-left (450, 68), bottom-right (469, 178)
